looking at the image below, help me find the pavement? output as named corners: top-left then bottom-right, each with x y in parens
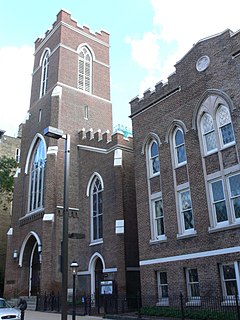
top-left (24, 311), bottom-right (105, 320)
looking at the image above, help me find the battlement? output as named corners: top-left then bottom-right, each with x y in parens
top-left (130, 28), bottom-right (237, 118)
top-left (130, 73), bottom-right (180, 117)
top-left (78, 128), bottom-right (133, 150)
top-left (35, 9), bottom-right (110, 50)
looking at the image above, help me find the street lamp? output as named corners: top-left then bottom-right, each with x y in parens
top-left (44, 126), bottom-right (70, 320)
top-left (70, 261), bottom-right (79, 320)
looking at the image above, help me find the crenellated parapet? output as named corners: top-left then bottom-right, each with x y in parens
top-left (130, 28), bottom-right (240, 118)
top-left (130, 73), bottom-right (180, 118)
top-left (35, 9), bottom-right (109, 50)
top-left (78, 128), bottom-right (133, 150)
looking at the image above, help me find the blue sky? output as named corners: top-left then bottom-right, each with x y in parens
top-left (1, 0), bottom-right (240, 136)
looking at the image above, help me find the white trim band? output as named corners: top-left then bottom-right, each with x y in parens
top-left (140, 246), bottom-right (240, 266)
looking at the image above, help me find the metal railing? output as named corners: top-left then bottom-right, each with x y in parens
top-left (36, 291), bottom-right (240, 320)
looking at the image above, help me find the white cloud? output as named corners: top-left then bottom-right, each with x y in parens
top-left (0, 46), bottom-right (34, 136)
top-left (127, 0), bottom-right (240, 96)
top-left (126, 32), bottom-right (161, 72)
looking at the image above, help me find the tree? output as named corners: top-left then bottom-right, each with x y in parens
top-left (0, 156), bottom-right (18, 209)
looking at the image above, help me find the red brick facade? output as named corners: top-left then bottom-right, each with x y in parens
top-left (130, 29), bottom-right (240, 304)
top-left (4, 9), bottom-right (139, 301)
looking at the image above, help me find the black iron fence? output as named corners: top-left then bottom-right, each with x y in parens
top-left (36, 292), bottom-right (240, 320)
top-left (139, 293), bottom-right (240, 320)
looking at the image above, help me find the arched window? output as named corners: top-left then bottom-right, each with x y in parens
top-left (216, 105), bottom-right (235, 147)
top-left (78, 46), bottom-right (92, 93)
top-left (196, 94), bottom-right (238, 230)
top-left (200, 113), bottom-right (217, 154)
top-left (40, 50), bottom-right (49, 97)
top-left (149, 140), bottom-right (160, 176)
top-left (28, 139), bottom-right (46, 212)
top-left (174, 128), bottom-right (187, 166)
top-left (90, 176), bottom-right (103, 241)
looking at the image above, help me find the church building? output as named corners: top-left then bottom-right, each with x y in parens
top-left (4, 10), bottom-right (140, 302)
top-left (130, 28), bottom-right (240, 305)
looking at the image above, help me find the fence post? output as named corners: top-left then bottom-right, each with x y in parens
top-left (103, 293), bottom-right (107, 316)
top-left (44, 292), bottom-right (47, 311)
top-left (57, 292), bottom-right (60, 312)
top-left (235, 291), bottom-right (240, 320)
top-left (180, 292), bottom-right (185, 320)
top-left (83, 295), bottom-right (87, 315)
top-left (36, 294), bottom-right (39, 311)
top-left (137, 291), bottom-right (141, 319)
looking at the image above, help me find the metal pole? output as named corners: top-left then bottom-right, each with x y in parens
top-left (72, 273), bottom-right (76, 320)
top-left (62, 134), bottom-right (70, 320)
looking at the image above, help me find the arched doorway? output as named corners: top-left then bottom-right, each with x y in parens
top-left (95, 258), bottom-right (104, 305)
top-left (29, 242), bottom-right (40, 296)
top-left (19, 232), bottom-right (41, 296)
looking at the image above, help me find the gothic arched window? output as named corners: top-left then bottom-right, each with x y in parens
top-left (149, 140), bottom-right (160, 176)
top-left (78, 46), bottom-right (92, 93)
top-left (90, 176), bottom-right (103, 241)
top-left (40, 50), bottom-right (50, 97)
top-left (173, 128), bottom-right (187, 166)
top-left (200, 113), bottom-right (217, 154)
top-left (216, 105), bottom-right (235, 147)
top-left (28, 138), bottom-right (46, 212)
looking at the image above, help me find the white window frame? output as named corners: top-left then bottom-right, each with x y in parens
top-left (220, 262), bottom-right (240, 300)
top-left (78, 46), bottom-right (92, 93)
top-left (200, 112), bottom-right (217, 155)
top-left (216, 105), bottom-right (235, 149)
top-left (157, 271), bottom-right (169, 305)
top-left (173, 128), bottom-right (187, 167)
top-left (177, 186), bottom-right (195, 237)
top-left (40, 50), bottom-right (49, 98)
top-left (209, 178), bottom-right (229, 227)
top-left (199, 103), bottom-right (235, 156)
top-left (150, 192), bottom-right (166, 241)
top-left (186, 268), bottom-right (200, 302)
top-left (90, 176), bottom-right (103, 243)
top-left (228, 173), bottom-right (240, 221)
top-left (208, 172), bottom-right (240, 230)
top-left (148, 140), bottom-right (160, 177)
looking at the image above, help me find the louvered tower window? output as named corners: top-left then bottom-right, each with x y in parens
top-left (40, 50), bottom-right (49, 97)
top-left (78, 47), bottom-right (92, 93)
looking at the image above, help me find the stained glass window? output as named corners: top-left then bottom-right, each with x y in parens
top-left (91, 176), bottom-right (103, 241)
top-left (29, 139), bottom-right (45, 212)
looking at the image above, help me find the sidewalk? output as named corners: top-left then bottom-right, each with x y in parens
top-left (25, 310), bottom-right (105, 320)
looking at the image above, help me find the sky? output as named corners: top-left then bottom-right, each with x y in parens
top-left (1, 0), bottom-right (240, 137)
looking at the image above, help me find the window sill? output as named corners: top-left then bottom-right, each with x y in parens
top-left (149, 172), bottom-right (160, 179)
top-left (149, 236), bottom-right (167, 245)
top-left (221, 299), bottom-right (239, 306)
top-left (89, 239), bottom-right (103, 246)
top-left (24, 207), bottom-right (44, 217)
top-left (220, 141), bottom-right (236, 151)
top-left (175, 162), bottom-right (187, 169)
top-left (208, 222), bottom-right (240, 233)
top-left (156, 299), bottom-right (169, 306)
top-left (203, 149), bottom-right (218, 157)
top-left (186, 300), bottom-right (201, 306)
top-left (177, 230), bottom-right (197, 239)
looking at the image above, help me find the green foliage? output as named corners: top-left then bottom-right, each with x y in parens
top-left (0, 156), bottom-right (18, 207)
top-left (141, 306), bottom-right (236, 320)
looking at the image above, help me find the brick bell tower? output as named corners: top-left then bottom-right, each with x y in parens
top-left (4, 9), bottom-right (113, 297)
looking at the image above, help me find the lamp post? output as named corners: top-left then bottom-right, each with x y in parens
top-left (44, 126), bottom-right (70, 320)
top-left (70, 261), bottom-right (79, 320)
